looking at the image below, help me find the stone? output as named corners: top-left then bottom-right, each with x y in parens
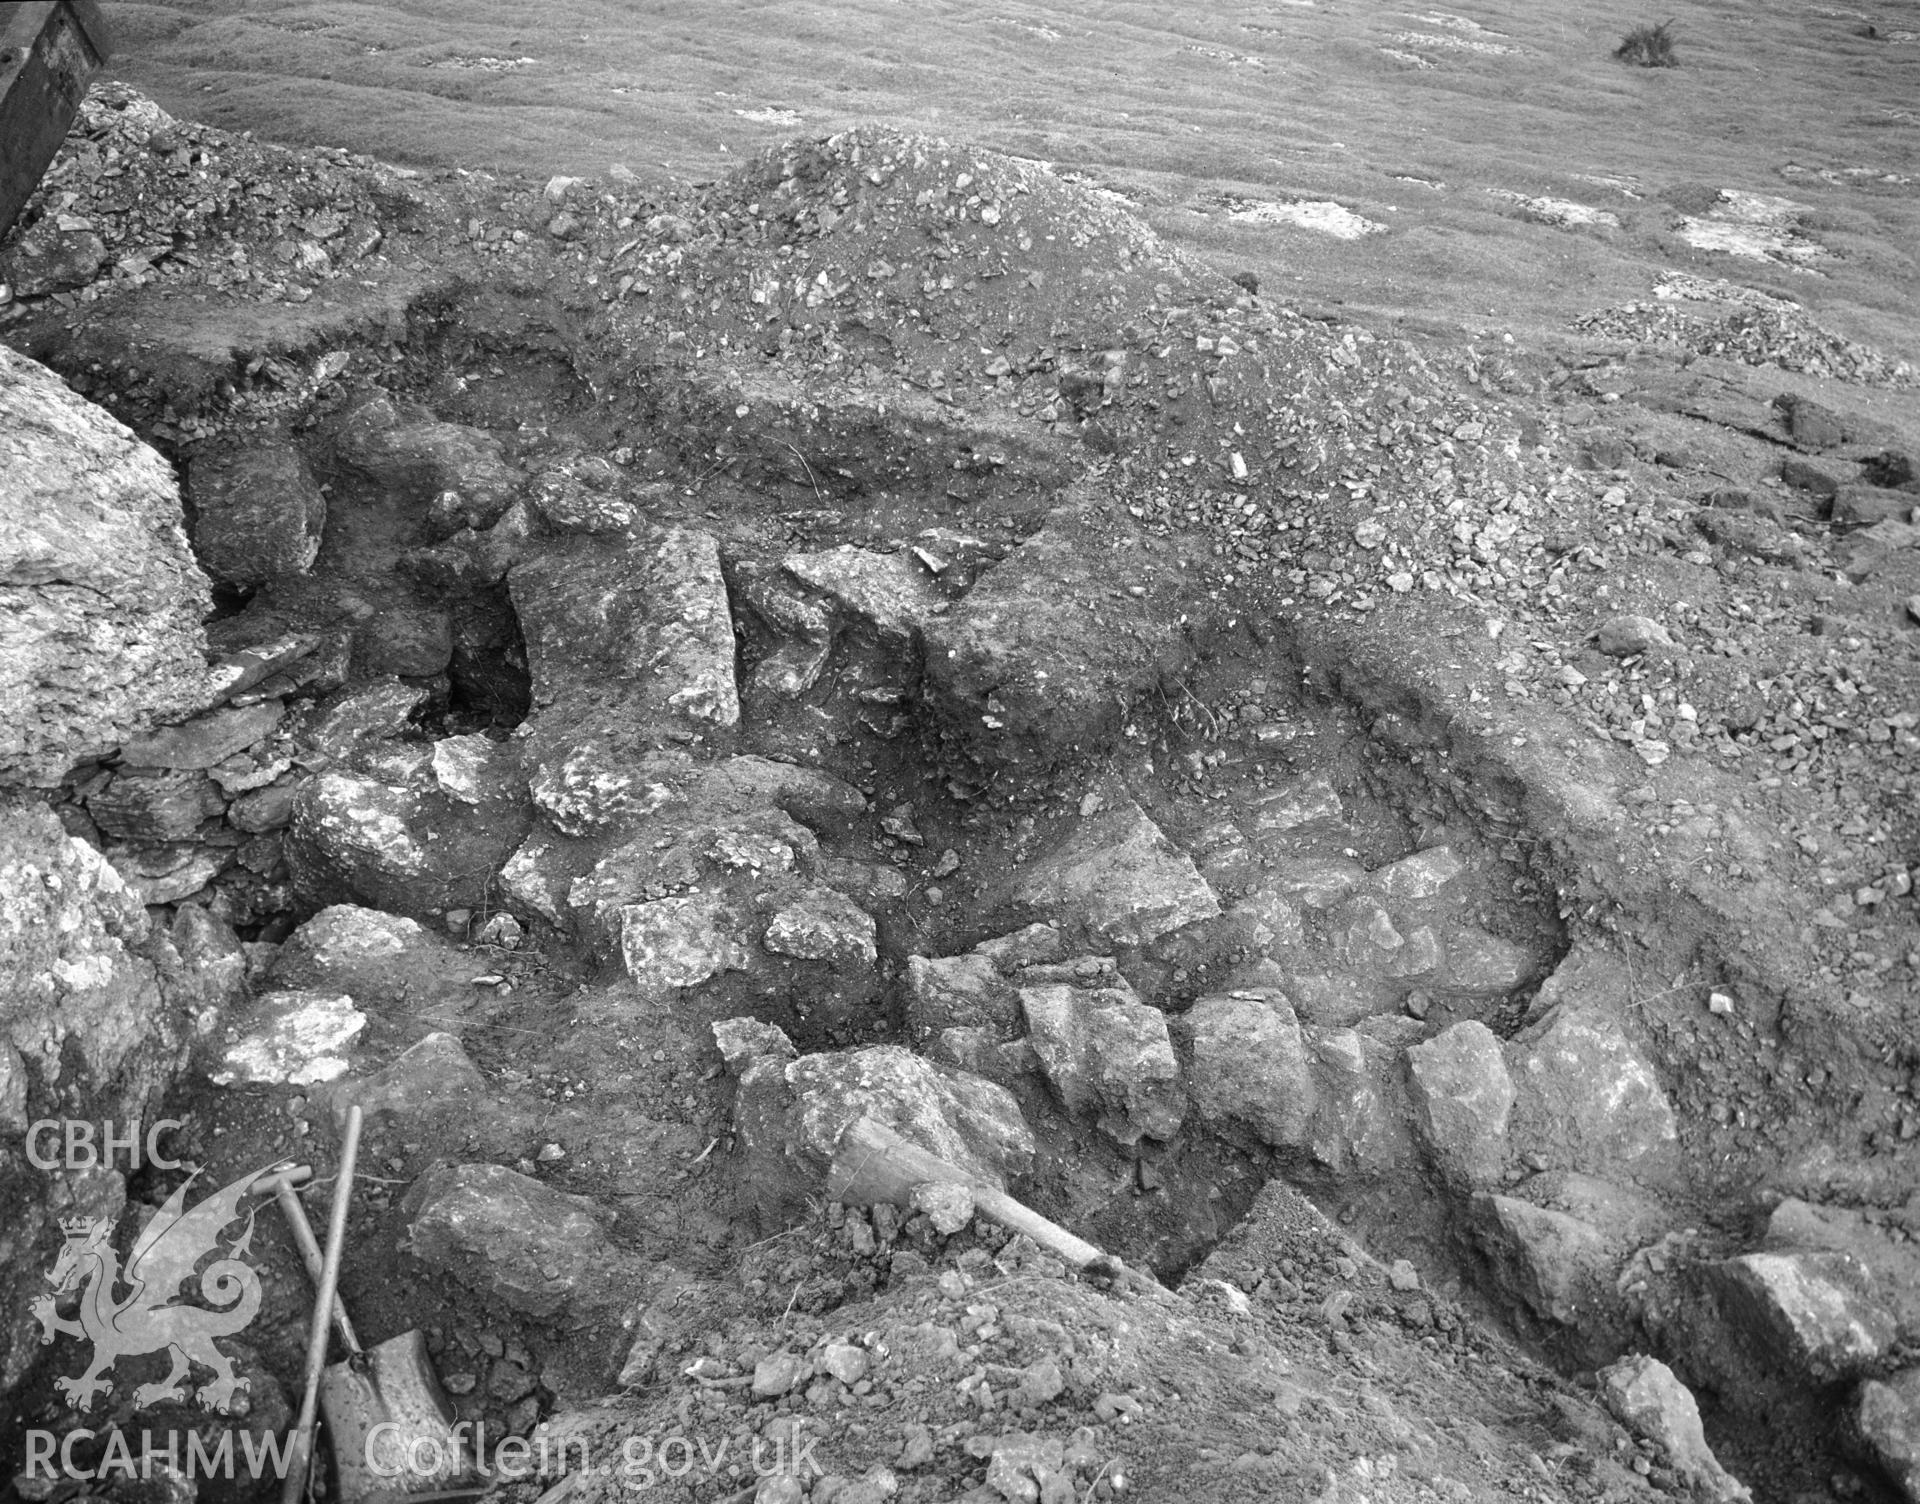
top-left (169, 901), bottom-right (247, 1012)
top-left (1248, 774), bottom-right (1346, 838)
top-left (1583, 433), bottom-right (1630, 470)
top-left (783, 545), bottom-right (948, 641)
top-left (1020, 980), bottom-right (1185, 1144)
top-left (1, 344), bottom-right (212, 787)
top-left (0, 1042), bottom-right (27, 1134)
top-left (0, 795), bottom-right (187, 1098)
top-left (1707, 486), bottom-right (1790, 525)
top-left (117, 847), bottom-right (229, 905)
top-left (1838, 518), bottom-right (1920, 584)
top-left (1696, 508), bottom-right (1805, 567)
top-left (528, 464), bottom-right (639, 534)
top-left (430, 734), bottom-right (521, 805)
top-left (527, 746), bottom-right (679, 840)
top-left (1599, 1355), bottom-right (1752, 1504)
top-left (738, 565), bottom-right (834, 696)
top-left (1519, 944), bottom-right (1628, 1029)
top-left (616, 1266), bottom-right (713, 1387)
top-left (1, 218), bottom-right (107, 294)
top-left (209, 990), bottom-right (366, 1086)
top-left (1407, 1021), bottom-right (1514, 1187)
top-left (271, 905), bottom-right (429, 992)
top-left (512, 526), bottom-right (739, 755)
top-left (1180, 992), bottom-right (1317, 1149)
top-left (185, 437), bottom-right (327, 586)
top-left (401, 1162), bottom-right (625, 1322)
top-left (206, 633), bottom-right (321, 703)
top-left (1780, 455), bottom-right (1843, 498)
top-left (974, 924), bottom-right (1069, 972)
top-left (566, 806), bottom-right (821, 949)
top-left (1523, 1171), bottom-right (1672, 1250)
top-left (904, 951), bottom-right (1022, 1042)
top-left (88, 770), bottom-right (225, 842)
top-left (1261, 856), bottom-right (1366, 910)
top-left (1333, 895), bottom-right (1410, 972)
top-left (1471, 1194), bottom-right (1615, 1326)
top-left (1368, 846), bottom-right (1467, 903)
top-left (118, 702), bottom-right (285, 772)
top-left (929, 1026), bottom-right (1038, 1089)
top-left (1713, 1251), bottom-right (1898, 1383)
top-left (293, 679), bottom-right (430, 766)
top-left (1441, 926), bottom-right (1539, 994)
top-left (356, 603), bottom-right (453, 678)
top-left (1282, 971), bottom-right (1402, 1027)
top-left (763, 887), bottom-right (879, 967)
top-left (1856, 1368), bottom-right (1920, 1503)
top-left (1508, 1007), bottom-right (1677, 1180)
top-left (1229, 888), bottom-right (1307, 953)
top-left (235, 830), bottom-right (285, 876)
top-left (333, 393), bottom-right (522, 533)
top-left (881, 1321), bottom-right (961, 1372)
top-left (922, 504), bottom-right (1194, 770)
top-left (1862, 449), bottom-right (1918, 490)
top-left (753, 1352), bottom-right (807, 1398)
top-left (712, 1016), bottom-right (797, 1073)
top-left (753, 637), bottom-right (834, 699)
top-left (912, 1181), bottom-right (975, 1235)
top-left (1007, 796), bottom-right (1219, 948)
top-left (981, 1432), bottom-right (1065, 1503)
top-left (820, 1343), bottom-right (869, 1385)
top-left (1014, 1356), bottom-right (1064, 1406)
top-left (733, 1044), bottom-right (1034, 1206)
top-left (1305, 1027), bottom-right (1407, 1174)
top-left (498, 829), bottom-right (571, 926)
top-left (1594, 614), bottom-right (1673, 657)
top-left (473, 913), bottom-right (521, 949)
top-left (285, 770), bottom-right (529, 922)
top-left (1774, 393), bottom-right (1847, 451)
top-left (1191, 819), bottom-right (1260, 896)
top-left (1833, 484), bottom-right (1917, 529)
top-left (1762, 1198), bottom-right (1920, 1330)
top-left (324, 1031), bottom-right (487, 1129)
top-left (209, 749), bottom-right (293, 797)
top-left (403, 502), bottom-right (533, 588)
top-left (620, 893), bottom-right (751, 992)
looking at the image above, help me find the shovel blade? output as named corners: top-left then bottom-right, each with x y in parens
top-left (320, 1329), bottom-right (477, 1504)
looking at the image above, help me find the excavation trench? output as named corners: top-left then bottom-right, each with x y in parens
top-left (15, 258), bottom-right (1877, 1504)
top-left (27, 302), bottom-right (1605, 1451)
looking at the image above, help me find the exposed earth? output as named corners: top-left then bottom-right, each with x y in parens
top-left (3, 10), bottom-right (1920, 1504)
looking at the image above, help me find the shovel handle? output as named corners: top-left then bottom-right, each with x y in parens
top-left (282, 1105), bottom-right (364, 1504)
top-left (262, 1169), bottom-right (361, 1354)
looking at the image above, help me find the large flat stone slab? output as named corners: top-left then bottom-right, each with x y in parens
top-left (1005, 796), bottom-right (1219, 948)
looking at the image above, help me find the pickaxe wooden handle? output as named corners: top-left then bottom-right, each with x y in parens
top-left (827, 1116), bottom-right (1164, 1297)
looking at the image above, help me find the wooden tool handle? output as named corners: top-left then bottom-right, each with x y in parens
top-left (282, 1104), bottom-right (363, 1504)
top-left (827, 1117), bottom-right (1163, 1295)
top-left (261, 1166), bottom-right (361, 1354)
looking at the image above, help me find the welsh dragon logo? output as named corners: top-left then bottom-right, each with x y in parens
top-left (33, 1162), bottom-right (289, 1413)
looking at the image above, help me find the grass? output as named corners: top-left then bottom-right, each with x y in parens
top-left (97, 0), bottom-right (1920, 361)
top-left (1615, 20), bottom-right (1678, 68)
